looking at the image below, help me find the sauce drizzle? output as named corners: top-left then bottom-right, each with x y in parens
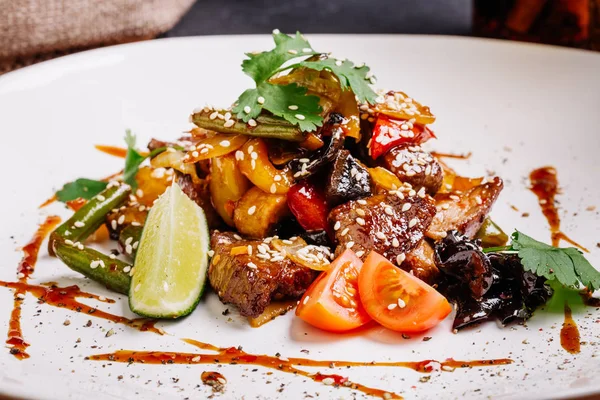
top-left (6, 216), bottom-right (61, 359)
top-left (87, 338), bottom-right (512, 399)
top-left (560, 303), bottom-right (581, 354)
top-left (431, 151), bottom-right (472, 160)
top-left (529, 167), bottom-right (588, 252)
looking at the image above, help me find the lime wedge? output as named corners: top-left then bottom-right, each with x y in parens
top-left (129, 183), bottom-right (210, 318)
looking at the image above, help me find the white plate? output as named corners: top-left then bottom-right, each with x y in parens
top-left (1, 35), bottom-right (599, 400)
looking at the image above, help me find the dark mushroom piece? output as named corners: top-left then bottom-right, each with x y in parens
top-left (325, 150), bottom-right (373, 207)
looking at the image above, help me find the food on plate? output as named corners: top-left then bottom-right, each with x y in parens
top-left (45, 30), bottom-right (599, 337)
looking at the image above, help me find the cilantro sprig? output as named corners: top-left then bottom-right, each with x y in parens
top-left (56, 130), bottom-right (166, 202)
top-left (484, 231), bottom-right (600, 292)
top-left (232, 30), bottom-right (378, 132)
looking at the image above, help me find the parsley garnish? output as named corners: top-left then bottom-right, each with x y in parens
top-left (484, 230), bottom-right (600, 292)
top-left (232, 30), bottom-right (378, 132)
top-left (56, 178), bottom-right (108, 202)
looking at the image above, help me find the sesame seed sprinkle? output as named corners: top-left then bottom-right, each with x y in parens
top-left (384, 206), bottom-right (394, 216)
top-left (396, 253), bottom-right (406, 264)
top-left (356, 217), bottom-right (366, 226)
top-left (334, 221), bottom-right (341, 230)
top-left (257, 96), bottom-right (265, 104)
top-left (224, 119), bottom-right (235, 128)
top-left (295, 114), bottom-right (305, 120)
top-left (243, 106), bottom-right (251, 113)
top-left (341, 227), bottom-right (349, 236)
top-left (376, 232), bottom-right (386, 240)
top-left (408, 218), bottom-right (418, 228)
top-left (270, 183), bottom-right (277, 193)
top-left (248, 119), bottom-right (257, 127)
top-left (220, 140), bottom-right (231, 147)
top-left (248, 205), bottom-right (256, 215)
top-left (402, 203), bottom-right (412, 212)
top-left (74, 221), bottom-right (85, 228)
top-left (288, 105), bottom-right (298, 110)
top-left (345, 241), bottom-right (355, 249)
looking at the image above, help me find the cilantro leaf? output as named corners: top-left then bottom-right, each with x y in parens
top-left (56, 178), bottom-right (108, 202)
top-left (123, 130), bottom-right (145, 189)
top-left (511, 231), bottom-right (600, 292)
top-left (296, 59), bottom-right (378, 104)
top-left (242, 31), bottom-right (318, 83)
top-left (233, 30), bottom-right (376, 132)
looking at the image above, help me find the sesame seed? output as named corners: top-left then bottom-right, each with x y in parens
top-left (17, 272), bottom-right (25, 279)
top-left (341, 227), bottom-right (349, 236)
top-left (97, 195), bottom-right (106, 202)
top-left (392, 238), bottom-right (399, 247)
top-left (272, 28), bottom-right (280, 34)
top-left (136, 189), bottom-right (144, 198)
top-left (65, 239), bottom-right (74, 246)
top-left (356, 217), bottom-right (366, 226)
top-left (248, 205), bottom-right (256, 215)
top-left (247, 262), bottom-right (257, 269)
top-left (408, 218), bottom-right (418, 228)
top-left (233, 234), bottom-right (242, 240)
top-left (387, 303), bottom-right (397, 310)
top-left (355, 250), bottom-right (365, 258)
top-left (209, 111), bottom-right (219, 120)
top-left (235, 150), bottom-right (244, 161)
top-left (220, 140), bottom-right (231, 147)
top-left (396, 253), bottom-right (406, 264)
top-left (402, 203), bottom-right (412, 212)
top-left (257, 96), bottom-right (265, 104)
top-left (123, 266), bottom-right (131, 273)
top-left (90, 260), bottom-right (100, 269)
top-left (288, 49), bottom-right (298, 55)
top-left (376, 232), bottom-right (386, 240)
top-left (303, 295), bottom-right (310, 305)
top-left (288, 105), bottom-right (299, 110)
top-left (384, 206), bottom-right (393, 216)
top-left (77, 243), bottom-right (84, 250)
top-left (357, 199), bottom-right (367, 205)
top-left (192, 151), bottom-right (199, 157)
top-left (247, 245), bottom-right (253, 255)
top-left (274, 175), bottom-right (282, 182)
top-left (406, 171), bottom-right (416, 177)
top-left (299, 158), bottom-right (310, 163)
top-left (322, 377), bottom-right (335, 386)
top-left (450, 195), bottom-right (460, 201)
top-left (243, 106), bottom-right (251, 113)
top-left (109, 254), bottom-right (116, 260)
top-left (117, 215), bottom-right (125, 225)
top-left (295, 114), bottom-right (305, 120)
top-left (408, 190), bottom-right (416, 197)
top-left (132, 241), bottom-right (139, 250)
top-left (224, 119), bottom-right (235, 128)
top-left (125, 244), bottom-right (133, 254)
top-left (74, 221), bottom-right (85, 228)
top-left (270, 183), bottom-right (277, 193)
top-left (334, 221), bottom-right (341, 230)
top-left (475, 196), bottom-right (483, 205)
top-left (248, 119), bottom-right (257, 127)
top-left (125, 237), bottom-right (133, 245)
top-left (417, 187), bottom-right (426, 198)
top-left (251, 159), bottom-right (256, 169)
top-left (346, 241), bottom-right (355, 249)
top-left (207, 250), bottom-right (215, 257)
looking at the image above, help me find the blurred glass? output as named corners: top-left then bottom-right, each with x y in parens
top-left (474, 0), bottom-right (600, 50)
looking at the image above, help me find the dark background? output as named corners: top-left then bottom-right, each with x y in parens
top-left (165, 0), bottom-right (472, 37)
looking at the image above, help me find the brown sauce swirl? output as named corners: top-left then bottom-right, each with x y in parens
top-left (560, 303), bottom-right (581, 354)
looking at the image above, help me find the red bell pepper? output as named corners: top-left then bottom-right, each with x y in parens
top-left (287, 180), bottom-right (329, 232)
top-left (369, 115), bottom-right (435, 159)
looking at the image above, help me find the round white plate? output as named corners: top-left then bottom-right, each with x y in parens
top-left (1, 35), bottom-right (599, 400)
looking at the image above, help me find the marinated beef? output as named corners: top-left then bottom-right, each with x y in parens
top-left (325, 150), bottom-right (373, 207)
top-left (328, 187), bottom-right (436, 263)
top-left (380, 145), bottom-right (443, 195)
top-left (403, 240), bottom-right (439, 284)
top-left (209, 232), bottom-right (318, 317)
top-left (427, 177), bottom-right (503, 240)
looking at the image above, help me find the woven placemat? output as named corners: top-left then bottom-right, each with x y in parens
top-left (0, 0), bottom-right (195, 74)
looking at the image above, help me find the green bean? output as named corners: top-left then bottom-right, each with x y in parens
top-left (53, 239), bottom-right (131, 294)
top-left (192, 110), bottom-right (305, 141)
top-left (50, 183), bottom-right (132, 252)
top-left (118, 224), bottom-right (143, 260)
top-left (49, 183), bottom-right (133, 294)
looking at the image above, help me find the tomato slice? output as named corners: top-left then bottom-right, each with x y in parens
top-left (287, 180), bottom-right (330, 232)
top-left (358, 252), bottom-right (452, 333)
top-left (296, 250), bottom-right (371, 332)
top-left (369, 115), bottom-right (436, 159)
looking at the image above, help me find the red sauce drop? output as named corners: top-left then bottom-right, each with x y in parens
top-left (6, 216), bottom-right (62, 359)
top-left (87, 338), bottom-right (512, 399)
top-left (560, 303), bottom-right (581, 354)
top-left (529, 167), bottom-right (588, 252)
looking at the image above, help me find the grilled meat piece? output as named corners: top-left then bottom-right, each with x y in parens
top-left (426, 177), bottom-right (503, 240)
top-left (178, 174), bottom-right (223, 229)
top-left (403, 240), bottom-right (439, 284)
top-left (325, 150), bottom-right (373, 207)
top-left (380, 145), bottom-right (443, 195)
top-left (209, 232), bottom-right (318, 317)
top-left (328, 188), bottom-right (436, 263)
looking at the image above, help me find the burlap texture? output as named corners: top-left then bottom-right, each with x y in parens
top-left (0, 0), bottom-right (196, 73)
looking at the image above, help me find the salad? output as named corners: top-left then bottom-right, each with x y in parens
top-left (47, 30), bottom-right (599, 336)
